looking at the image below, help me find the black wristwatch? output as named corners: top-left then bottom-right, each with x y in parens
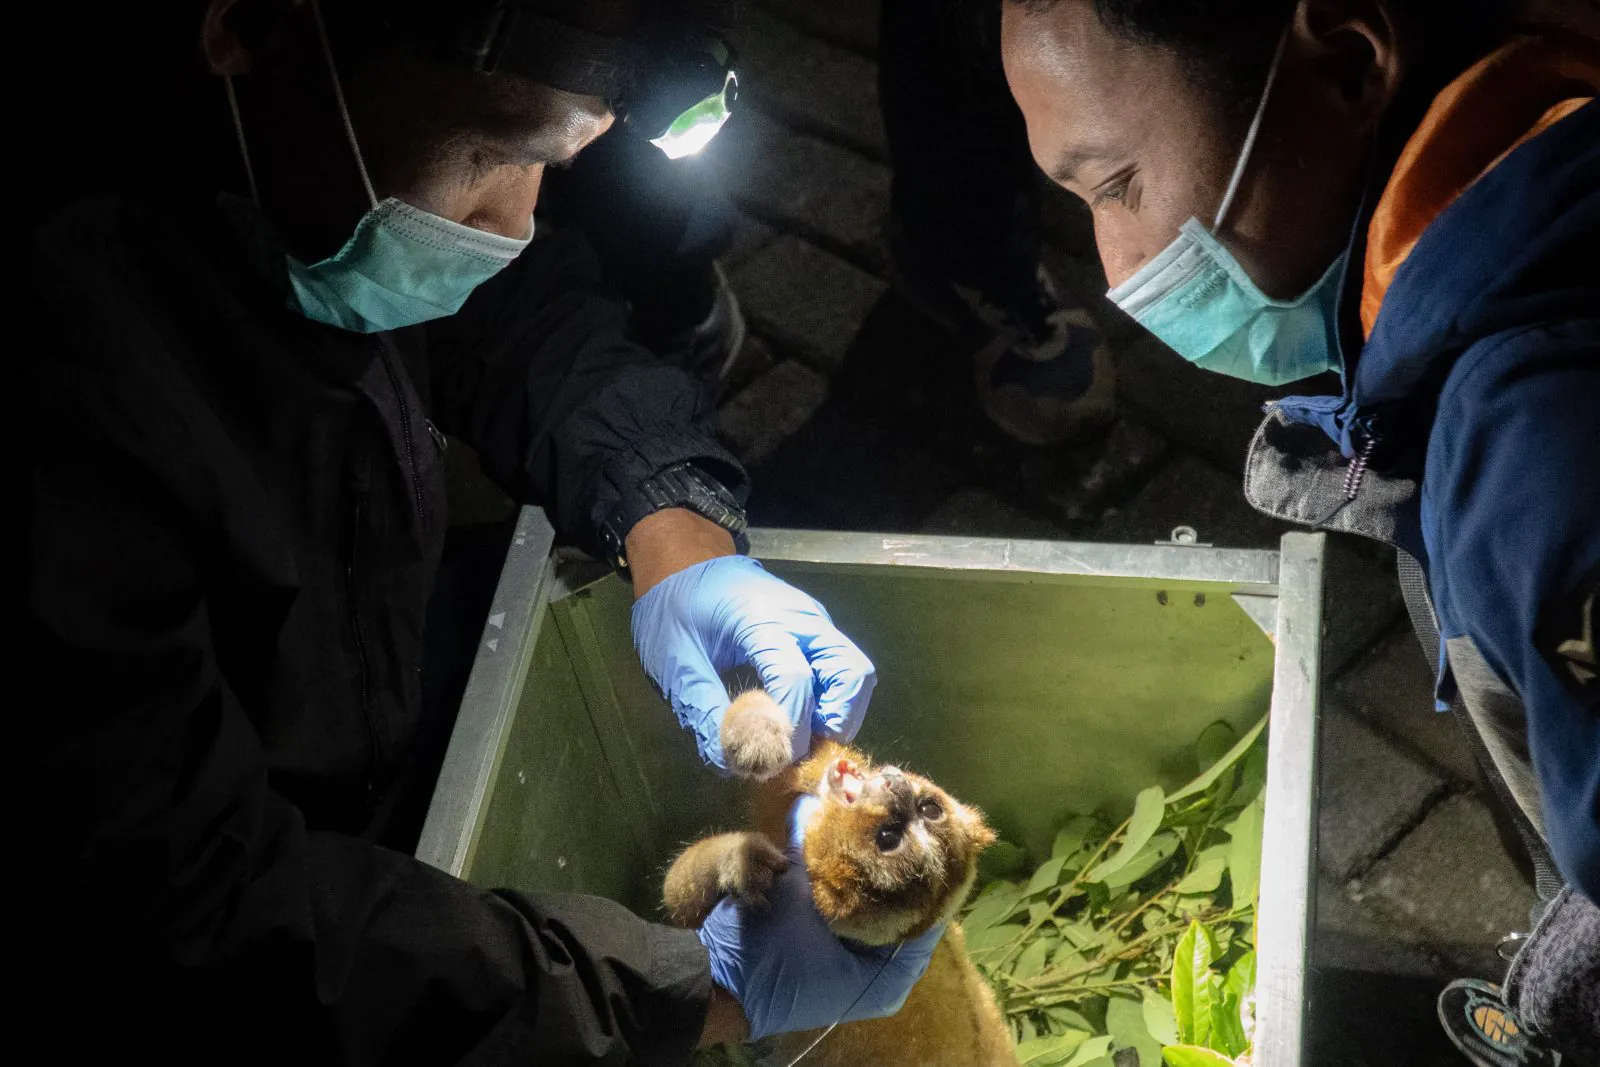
top-left (599, 462), bottom-right (749, 574)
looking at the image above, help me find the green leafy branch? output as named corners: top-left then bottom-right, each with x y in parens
top-left (961, 719), bottom-right (1268, 1067)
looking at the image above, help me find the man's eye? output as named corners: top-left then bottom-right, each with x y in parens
top-left (1092, 176), bottom-right (1132, 209)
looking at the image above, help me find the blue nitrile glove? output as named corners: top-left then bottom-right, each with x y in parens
top-left (631, 555), bottom-right (876, 772)
top-left (698, 796), bottom-right (943, 1039)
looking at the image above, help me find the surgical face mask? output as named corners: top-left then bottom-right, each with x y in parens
top-left (1106, 27), bottom-right (1346, 386)
top-left (224, 0), bottom-right (532, 333)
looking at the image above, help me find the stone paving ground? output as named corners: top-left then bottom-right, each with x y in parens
top-left (447, 2), bottom-right (1542, 1061)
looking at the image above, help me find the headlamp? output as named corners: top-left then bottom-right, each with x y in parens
top-left (452, 2), bottom-right (739, 159)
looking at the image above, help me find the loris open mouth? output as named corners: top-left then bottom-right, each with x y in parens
top-left (829, 758), bottom-right (866, 804)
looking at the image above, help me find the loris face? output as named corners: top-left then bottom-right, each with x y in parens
top-left (798, 745), bottom-right (996, 945)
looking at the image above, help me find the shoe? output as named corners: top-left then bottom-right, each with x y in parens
top-left (892, 250), bottom-right (1115, 447)
top-left (965, 265), bottom-right (1116, 447)
top-left (1438, 979), bottom-right (1562, 1066)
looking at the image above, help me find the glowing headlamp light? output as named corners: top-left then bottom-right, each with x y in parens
top-left (646, 70), bottom-right (737, 160)
top-left (454, 2), bottom-right (740, 159)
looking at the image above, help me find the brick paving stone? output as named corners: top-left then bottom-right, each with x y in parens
top-left (1032, 418), bottom-right (1169, 527)
top-left (712, 110), bottom-right (890, 268)
top-left (1320, 539), bottom-right (1404, 676)
top-left (1094, 453), bottom-right (1284, 548)
top-left (723, 212), bottom-right (777, 269)
top-left (1357, 794), bottom-right (1540, 978)
top-left (1091, 453), bottom-right (1401, 671)
top-left (1318, 699), bottom-right (1450, 882)
top-left (1313, 872), bottom-right (1448, 977)
top-left (717, 359), bottom-right (830, 467)
top-left (1111, 332), bottom-right (1290, 475)
top-left (719, 331), bottom-right (780, 402)
top-left (752, 0), bottom-right (879, 54)
top-left (731, 6), bottom-right (888, 159)
top-left (1335, 627), bottom-right (1481, 785)
top-left (919, 489), bottom-right (1068, 540)
top-left (726, 235), bottom-right (887, 371)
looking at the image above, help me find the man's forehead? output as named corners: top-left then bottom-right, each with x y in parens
top-left (1003, 3), bottom-right (1170, 178)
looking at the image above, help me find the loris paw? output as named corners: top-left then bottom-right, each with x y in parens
top-left (718, 833), bottom-right (789, 908)
top-left (721, 690), bottom-right (795, 780)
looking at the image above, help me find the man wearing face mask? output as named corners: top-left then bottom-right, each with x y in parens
top-left (1001, 0), bottom-right (1598, 1062)
top-left (18, 0), bottom-right (944, 1061)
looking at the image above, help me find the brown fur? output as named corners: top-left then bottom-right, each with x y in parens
top-left (664, 737), bottom-right (1019, 1066)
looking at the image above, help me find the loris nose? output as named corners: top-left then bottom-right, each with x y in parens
top-left (879, 768), bottom-right (914, 815)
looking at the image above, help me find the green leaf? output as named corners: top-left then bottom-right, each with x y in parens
top-left (1057, 920), bottom-right (1099, 949)
top-left (1028, 854), bottom-right (1070, 895)
top-left (964, 887), bottom-right (1024, 934)
top-left (1105, 995), bottom-right (1164, 1067)
top-left (963, 921), bottom-right (1025, 956)
top-left (1224, 950), bottom-right (1257, 1006)
top-left (1052, 816), bottom-right (1100, 862)
top-left (1142, 989), bottom-right (1181, 1046)
top-left (1195, 721), bottom-right (1237, 774)
top-left (1016, 1031), bottom-right (1090, 1065)
top-left (1226, 799), bottom-right (1265, 910)
top-left (1048, 940), bottom-right (1088, 974)
top-left (1103, 831), bottom-right (1181, 891)
top-left (1086, 787), bottom-right (1165, 882)
top-left (1062, 1035), bottom-right (1115, 1067)
top-left (1166, 716), bottom-right (1266, 805)
top-left (1174, 845), bottom-right (1230, 894)
top-left (1018, 1015), bottom-right (1038, 1042)
top-left (1171, 921), bottom-right (1219, 1046)
top-left (1044, 1006), bottom-right (1096, 1034)
top-left (1161, 1047), bottom-right (1236, 1067)
top-left (1234, 743), bottom-right (1268, 808)
top-left (1012, 934), bottom-right (1056, 982)
top-left (1225, 950), bottom-right (1258, 1050)
top-left (1208, 972), bottom-right (1248, 1057)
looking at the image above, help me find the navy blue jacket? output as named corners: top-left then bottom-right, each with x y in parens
top-left (1275, 101), bottom-right (1599, 900)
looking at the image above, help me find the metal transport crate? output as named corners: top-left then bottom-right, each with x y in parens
top-left (418, 508), bottom-right (1325, 1065)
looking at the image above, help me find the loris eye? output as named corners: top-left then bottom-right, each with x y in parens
top-left (917, 798), bottom-right (944, 821)
top-left (875, 824), bottom-right (904, 851)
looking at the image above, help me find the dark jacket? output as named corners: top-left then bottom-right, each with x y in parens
top-left (1245, 99), bottom-right (1599, 899)
top-left (22, 195), bottom-right (745, 1063)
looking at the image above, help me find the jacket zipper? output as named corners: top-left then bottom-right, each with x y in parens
top-left (1343, 428), bottom-right (1379, 500)
top-left (376, 340), bottom-right (425, 528)
top-left (426, 419), bottom-right (448, 453)
top-left (346, 492), bottom-right (380, 795)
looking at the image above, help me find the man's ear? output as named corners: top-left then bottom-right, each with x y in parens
top-left (202, 0), bottom-right (300, 76)
top-left (1293, 0), bottom-right (1405, 129)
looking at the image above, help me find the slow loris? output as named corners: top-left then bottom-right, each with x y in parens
top-left (663, 690), bottom-right (1020, 1067)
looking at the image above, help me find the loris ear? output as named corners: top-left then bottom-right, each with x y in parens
top-left (960, 805), bottom-right (997, 849)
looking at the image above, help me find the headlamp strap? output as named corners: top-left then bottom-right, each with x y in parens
top-left (461, 3), bottom-right (641, 99)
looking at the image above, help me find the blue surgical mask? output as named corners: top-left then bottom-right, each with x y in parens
top-left (283, 198), bottom-right (531, 333)
top-left (1106, 27), bottom-right (1346, 386)
top-left (223, 0), bottom-right (531, 334)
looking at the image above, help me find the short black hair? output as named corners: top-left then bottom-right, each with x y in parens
top-left (1010, 0), bottom-right (1518, 124)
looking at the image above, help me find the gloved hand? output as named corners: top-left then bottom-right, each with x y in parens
top-left (631, 555), bottom-right (876, 772)
top-left (698, 796), bottom-right (943, 1040)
